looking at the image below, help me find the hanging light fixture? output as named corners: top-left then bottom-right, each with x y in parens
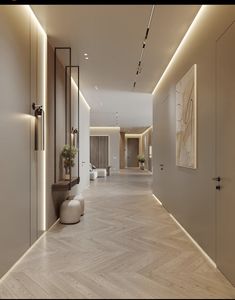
top-left (32, 102), bottom-right (45, 151)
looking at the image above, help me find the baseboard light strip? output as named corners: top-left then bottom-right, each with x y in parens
top-left (152, 193), bottom-right (216, 268)
top-left (152, 193), bottom-right (163, 206)
top-left (169, 213), bottom-right (217, 268)
top-left (0, 218), bottom-right (60, 283)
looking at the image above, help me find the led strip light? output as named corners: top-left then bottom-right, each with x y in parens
top-left (152, 5), bottom-right (207, 95)
top-left (25, 5), bottom-right (47, 231)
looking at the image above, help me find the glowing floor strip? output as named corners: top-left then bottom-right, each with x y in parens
top-left (152, 193), bottom-right (216, 268)
top-left (0, 219), bottom-right (59, 283)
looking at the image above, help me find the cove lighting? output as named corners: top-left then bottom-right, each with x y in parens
top-left (141, 126), bottom-right (152, 136)
top-left (25, 5), bottom-right (47, 231)
top-left (152, 5), bottom-right (207, 95)
top-left (90, 127), bottom-right (120, 130)
top-left (71, 78), bottom-right (91, 110)
top-left (125, 133), bottom-right (141, 137)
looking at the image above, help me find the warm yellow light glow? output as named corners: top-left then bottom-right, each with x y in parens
top-left (25, 5), bottom-right (47, 231)
top-left (152, 5), bottom-right (207, 95)
top-left (90, 127), bottom-right (120, 130)
top-left (0, 219), bottom-right (59, 283)
top-left (141, 126), bottom-right (152, 136)
top-left (125, 133), bottom-right (141, 138)
top-left (152, 193), bottom-right (163, 206)
top-left (169, 213), bottom-right (216, 268)
top-left (24, 5), bottom-right (47, 39)
top-left (71, 78), bottom-right (91, 110)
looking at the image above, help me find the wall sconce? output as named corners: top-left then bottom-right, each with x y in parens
top-left (32, 102), bottom-right (44, 151)
top-left (149, 145), bottom-right (152, 158)
top-left (71, 127), bottom-right (78, 147)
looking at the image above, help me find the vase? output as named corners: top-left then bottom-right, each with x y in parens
top-left (64, 167), bottom-right (70, 181)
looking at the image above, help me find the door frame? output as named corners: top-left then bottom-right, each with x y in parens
top-left (125, 136), bottom-right (140, 168)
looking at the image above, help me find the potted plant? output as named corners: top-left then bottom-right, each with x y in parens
top-left (61, 144), bottom-right (78, 180)
top-left (137, 154), bottom-right (145, 170)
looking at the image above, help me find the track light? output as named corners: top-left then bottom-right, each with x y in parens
top-left (32, 102), bottom-right (44, 151)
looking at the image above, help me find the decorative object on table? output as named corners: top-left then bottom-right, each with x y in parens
top-left (60, 198), bottom-right (82, 224)
top-left (61, 144), bottom-right (78, 180)
top-left (137, 154), bottom-right (145, 170)
top-left (176, 64), bottom-right (197, 169)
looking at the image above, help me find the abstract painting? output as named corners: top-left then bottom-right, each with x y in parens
top-left (176, 64), bottom-right (197, 168)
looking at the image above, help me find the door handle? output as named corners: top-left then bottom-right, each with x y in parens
top-left (212, 177), bottom-right (221, 182)
top-left (212, 176), bottom-right (221, 190)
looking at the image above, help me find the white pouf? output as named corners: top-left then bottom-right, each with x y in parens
top-left (90, 170), bottom-right (98, 180)
top-left (60, 199), bottom-right (82, 224)
top-left (96, 168), bottom-right (107, 177)
top-left (74, 194), bottom-right (85, 216)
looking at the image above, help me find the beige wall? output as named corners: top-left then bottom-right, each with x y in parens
top-left (152, 5), bottom-right (235, 263)
top-left (0, 6), bottom-right (46, 277)
top-left (90, 127), bottom-right (120, 173)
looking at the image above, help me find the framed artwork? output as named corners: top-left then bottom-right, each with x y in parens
top-left (176, 64), bottom-right (197, 169)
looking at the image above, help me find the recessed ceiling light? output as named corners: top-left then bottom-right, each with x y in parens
top-left (85, 57), bottom-right (88, 60)
top-left (84, 53), bottom-right (88, 56)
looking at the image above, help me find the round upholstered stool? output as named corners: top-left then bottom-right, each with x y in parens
top-left (60, 199), bottom-right (82, 224)
top-left (74, 194), bottom-right (85, 216)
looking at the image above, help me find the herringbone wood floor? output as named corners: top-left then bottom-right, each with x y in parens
top-left (0, 169), bottom-right (235, 299)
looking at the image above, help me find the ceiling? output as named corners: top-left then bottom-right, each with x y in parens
top-left (32, 5), bottom-right (201, 127)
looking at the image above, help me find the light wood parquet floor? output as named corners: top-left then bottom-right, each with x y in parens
top-left (0, 168), bottom-right (235, 299)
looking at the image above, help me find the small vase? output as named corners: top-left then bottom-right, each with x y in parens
top-left (64, 168), bottom-right (70, 181)
top-left (64, 173), bottom-right (70, 181)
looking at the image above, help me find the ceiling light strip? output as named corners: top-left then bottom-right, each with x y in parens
top-left (25, 5), bottom-right (47, 231)
top-left (71, 78), bottom-right (91, 110)
top-left (152, 5), bottom-right (206, 95)
top-left (141, 125), bottom-right (152, 136)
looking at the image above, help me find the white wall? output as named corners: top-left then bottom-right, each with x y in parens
top-left (90, 127), bottom-right (120, 173)
top-left (78, 92), bottom-right (90, 193)
top-left (71, 81), bottom-right (90, 195)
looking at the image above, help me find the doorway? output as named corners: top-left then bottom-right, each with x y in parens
top-left (215, 21), bottom-right (235, 285)
top-left (90, 136), bottom-right (109, 168)
top-left (127, 138), bottom-right (139, 167)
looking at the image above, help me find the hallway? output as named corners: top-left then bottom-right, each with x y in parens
top-left (0, 170), bottom-right (234, 299)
